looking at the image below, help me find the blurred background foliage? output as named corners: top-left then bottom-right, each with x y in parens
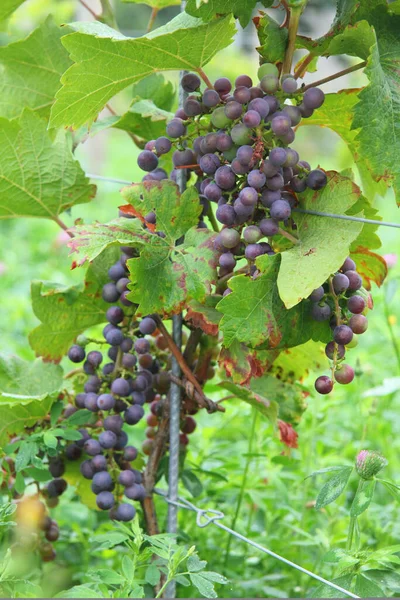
top-left (0, 0), bottom-right (399, 598)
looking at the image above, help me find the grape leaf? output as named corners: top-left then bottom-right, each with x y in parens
top-left (186, 0), bottom-right (274, 28)
top-left (250, 373), bottom-right (307, 424)
top-left (218, 380), bottom-right (278, 423)
top-left (0, 0), bottom-right (27, 21)
top-left (29, 247), bottom-right (119, 361)
top-left (131, 73), bottom-right (175, 111)
top-left (121, 0), bottom-right (180, 7)
top-left (0, 355), bottom-right (63, 447)
top-left (0, 17), bottom-right (72, 120)
top-left (350, 247), bottom-right (388, 290)
top-left (256, 13), bottom-right (288, 64)
top-left (0, 110), bottom-right (95, 220)
top-left (50, 13), bottom-right (235, 129)
top-left (186, 297), bottom-right (222, 336)
top-left (217, 253), bottom-right (330, 349)
top-left (112, 100), bottom-right (174, 144)
top-left (277, 172), bottom-right (363, 309)
top-left (219, 341), bottom-right (279, 385)
top-left (68, 218), bottom-right (149, 266)
top-left (271, 340), bottom-right (325, 384)
top-left (122, 181), bottom-right (218, 316)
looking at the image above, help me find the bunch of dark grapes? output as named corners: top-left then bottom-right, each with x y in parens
top-left (136, 63), bottom-right (327, 280)
top-left (309, 257), bottom-right (370, 394)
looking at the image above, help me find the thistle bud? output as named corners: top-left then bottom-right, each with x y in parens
top-left (355, 450), bottom-right (387, 480)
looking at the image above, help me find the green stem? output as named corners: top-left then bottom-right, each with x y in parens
top-left (99, 0), bottom-right (118, 28)
top-left (282, 6), bottom-right (302, 75)
top-left (223, 408), bottom-right (258, 567)
top-left (383, 292), bottom-right (400, 374)
top-left (346, 480), bottom-right (364, 551)
top-left (207, 206), bottom-right (220, 232)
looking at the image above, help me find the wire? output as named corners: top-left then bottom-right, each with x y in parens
top-left (85, 173), bottom-right (400, 230)
top-left (155, 490), bottom-right (360, 599)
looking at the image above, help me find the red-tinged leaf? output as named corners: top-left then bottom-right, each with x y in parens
top-left (278, 420), bottom-right (298, 449)
top-left (219, 340), bottom-right (278, 385)
top-left (186, 298), bottom-right (221, 336)
top-left (351, 247), bottom-right (388, 289)
top-left (68, 218), bottom-right (150, 266)
top-left (119, 204), bottom-right (156, 232)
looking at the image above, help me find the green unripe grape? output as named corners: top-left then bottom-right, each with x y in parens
top-left (76, 334), bottom-right (89, 347)
top-left (257, 63), bottom-right (279, 80)
top-left (231, 123), bottom-right (252, 145)
top-left (211, 107), bottom-right (231, 129)
top-left (220, 228), bottom-right (240, 249)
top-left (346, 334), bottom-right (358, 348)
top-left (243, 226), bottom-right (262, 243)
top-left (223, 145), bottom-right (239, 162)
top-left (260, 75), bottom-right (279, 93)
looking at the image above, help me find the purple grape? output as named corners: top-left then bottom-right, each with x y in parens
top-left (92, 471), bottom-right (113, 494)
top-left (116, 277), bottom-right (129, 294)
top-left (215, 166), bottom-right (236, 190)
top-left (311, 302), bottom-right (331, 321)
top-left (243, 226), bottom-right (261, 243)
top-left (125, 405), bottom-right (145, 425)
top-left (204, 183), bottom-right (222, 202)
top-left (125, 484), bottom-right (145, 501)
top-left (259, 218), bottom-right (279, 236)
top-left (65, 443), bottom-right (81, 461)
top-left (216, 133), bottom-right (233, 152)
top-left (203, 88), bottom-right (220, 107)
top-left (122, 354), bottom-right (137, 369)
top-left (245, 244), bottom-right (264, 260)
top-left (181, 73), bottom-right (201, 92)
top-left (334, 364), bottom-right (354, 384)
top-left (137, 150), bottom-right (158, 172)
top-left (219, 252), bottom-right (236, 270)
top-left (132, 374), bottom-right (148, 392)
top-left (47, 478), bottom-right (68, 497)
top-left (97, 491), bottom-right (115, 510)
top-left (224, 101), bottom-right (243, 120)
top-left (102, 283), bottom-right (120, 303)
top-left (139, 317), bottom-right (156, 335)
top-left (166, 118), bottom-right (186, 138)
top-left (173, 149), bottom-right (196, 168)
top-left (111, 378), bottom-right (131, 397)
top-left (248, 98), bottom-right (270, 118)
top-left (106, 306), bottom-right (124, 325)
top-left (247, 170), bottom-right (266, 189)
top-left (333, 325), bottom-right (353, 345)
top-left (309, 286), bottom-right (324, 302)
top-left (349, 314), bottom-right (368, 334)
top-left (68, 345), bottom-right (85, 363)
top-left (243, 110), bottom-right (261, 128)
top-left (84, 393), bottom-right (99, 412)
top-left (201, 133), bottom-right (218, 153)
top-left (281, 76), bottom-right (298, 93)
top-left (270, 199), bottom-right (291, 221)
top-left (199, 153), bottom-right (220, 175)
top-left (315, 376), bottom-right (333, 394)
top-left (80, 460), bottom-right (94, 480)
top-left (234, 86), bottom-right (251, 104)
top-left (97, 394), bottom-right (115, 411)
top-left (260, 189), bottom-right (280, 207)
top-left (108, 262), bottom-right (126, 281)
top-left (282, 167), bottom-right (293, 184)
top-left (231, 159), bottom-right (248, 175)
top-left (104, 415), bottom-right (123, 433)
top-left (118, 470), bottom-right (135, 487)
top-left (99, 430), bottom-right (117, 449)
top-left (154, 136), bottom-right (172, 155)
top-left (345, 270), bottom-right (362, 291)
top-left (271, 115), bottom-right (291, 136)
top-left (105, 327), bottom-right (124, 347)
top-left (250, 86), bottom-right (263, 99)
top-left (235, 74), bottom-right (252, 88)
top-left (264, 95), bottom-right (279, 113)
top-left (325, 342), bottom-right (345, 360)
top-left (120, 291), bottom-right (133, 307)
top-left (92, 454), bottom-right (107, 472)
top-left (279, 129), bottom-right (295, 144)
top-left (233, 199), bottom-right (253, 218)
top-left (236, 145), bottom-right (253, 166)
top-left (284, 105), bottom-right (302, 126)
top-left (303, 87), bottom-right (325, 109)
top-left (332, 273), bottom-right (350, 294)
top-left (299, 103), bottom-right (314, 118)
top-left (347, 295), bottom-right (366, 314)
top-left (266, 173), bottom-right (284, 191)
top-left (131, 391), bottom-right (145, 405)
top-left (290, 175), bottom-right (307, 193)
top-left (239, 187), bottom-right (258, 206)
top-left (214, 77), bottom-right (232, 95)
top-left (124, 446), bottom-right (138, 461)
top-left (114, 503), bottom-right (136, 522)
top-left (341, 257), bottom-right (356, 272)
top-left (86, 351), bottom-right (102, 368)
top-left (84, 439), bottom-right (101, 456)
top-left (184, 97), bottom-right (202, 116)
top-left (115, 431), bottom-right (128, 450)
top-left (74, 393), bottom-right (86, 409)
top-left (220, 228), bottom-right (240, 248)
top-left (306, 169), bottom-right (327, 190)
top-left (120, 338), bottom-right (133, 353)
top-left (134, 338), bottom-right (150, 354)
top-left (283, 148), bottom-right (299, 168)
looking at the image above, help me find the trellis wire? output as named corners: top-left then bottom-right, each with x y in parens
top-left (166, 3), bottom-right (187, 595)
top-left (155, 490), bottom-right (360, 599)
top-left (85, 174), bottom-right (400, 230)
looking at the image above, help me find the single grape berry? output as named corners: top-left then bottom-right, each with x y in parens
top-left (235, 74), bottom-right (252, 88)
top-left (269, 147), bottom-right (287, 167)
top-left (311, 302), bottom-right (331, 322)
top-left (68, 345), bottom-right (85, 363)
top-left (137, 150), bottom-right (158, 172)
top-left (333, 325), bottom-right (353, 345)
top-left (123, 446), bottom-right (138, 461)
top-left (306, 169), bottom-right (327, 190)
top-left (243, 110), bottom-right (261, 128)
top-left (139, 317), bottom-right (157, 335)
top-left (166, 118), bottom-right (186, 138)
top-left (281, 76), bottom-right (298, 94)
top-left (99, 430), bottom-right (117, 449)
top-left (315, 376), bottom-right (333, 394)
top-left (102, 282), bottom-right (120, 303)
top-left (125, 405), bottom-right (145, 425)
top-left (345, 270), bottom-right (363, 291)
top-left (334, 364), bottom-right (355, 385)
top-left (309, 286), bottom-right (324, 302)
top-left (214, 77), bottom-right (232, 95)
top-left (237, 145), bottom-right (254, 166)
top-left (118, 470), bottom-right (135, 487)
top-left (134, 338), bottom-right (150, 354)
top-left (341, 257), bottom-right (356, 272)
top-left (347, 295), bottom-right (366, 314)
top-left (349, 314), bottom-right (368, 334)
top-left (91, 471), bottom-right (113, 494)
top-left (154, 136), bottom-right (172, 155)
top-left (104, 415), bottom-right (124, 433)
top-left (114, 503), bottom-right (136, 522)
top-left (203, 88), bottom-right (220, 107)
top-left (87, 351), bottom-right (103, 367)
top-left (303, 87), bottom-right (325, 109)
top-left (84, 439), bottom-right (102, 456)
top-left (47, 478), bottom-right (67, 498)
top-left (270, 200), bottom-right (291, 221)
top-left (181, 73), bottom-right (201, 92)
top-left (325, 342), bottom-right (345, 360)
top-left (248, 98), bottom-right (270, 118)
top-left (125, 484), bottom-right (146, 501)
top-left (96, 491), bottom-right (115, 510)
top-left (111, 378), bottom-right (131, 397)
top-left (332, 273), bottom-right (350, 294)
top-left (49, 458), bottom-right (65, 478)
top-left (259, 219), bottom-right (279, 237)
top-left (220, 228), bottom-right (240, 248)
top-left (84, 392), bottom-right (99, 412)
top-left (105, 327), bottom-right (124, 347)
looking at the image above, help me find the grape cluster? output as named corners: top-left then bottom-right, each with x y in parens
top-left (310, 257), bottom-right (369, 394)
top-left (136, 64), bottom-right (327, 276)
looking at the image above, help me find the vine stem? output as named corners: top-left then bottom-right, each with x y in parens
top-left (294, 52), bottom-right (315, 79)
top-left (346, 479), bottom-right (363, 551)
top-left (223, 408), bottom-right (258, 568)
top-left (78, 0), bottom-right (99, 20)
top-left (278, 227), bottom-right (299, 245)
top-left (301, 61), bottom-right (367, 92)
top-left (197, 68), bottom-right (213, 89)
top-left (146, 7), bottom-right (159, 32)
top-left (207, 206), bottom-right (220, 232)
top-left (282, 6), bottom-right (302, 74)
top-left (329, 276), bottom-right (342, 383)
top-left (53, 216), bottom-right (73, 237)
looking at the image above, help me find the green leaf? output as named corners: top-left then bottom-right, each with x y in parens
top-left (187, 554), bottom-right (207, 573)
top-left (186, 0), bottom-right (261, 28)
top-left (0, 110), bottom-right (95, 221)
top-left (29, 247), bottom-right (119, 361)
top-left (0, 0), bottom-right (27, 21)
top-left (131, 72), bottom-right (175, 111)
top-left (0, 355), bottom-right (63, 398)
top-left (277, 172), bottom-right (363, 308)
top-left (0, 17), bottom-right (72, 120)
top-left (123, 182), bottom-right (218, 316)
top-left (306, 466), bottom-right (350, 480)
top-left (15, 441), bottom-right (38, 472)
top-left (50, 13), bottom-right (235, 129)
top-left (0, 395), bottom-right (55, 449)
top-left (315, 467), bottom-right (353, 509)
top-left (55, 585), bottom-right (102, 598)
top-left (91, 531), bottom-right (129, 551)
top-left (217, 253), bottom-right (330, 349)
top-left (112, 99), bottom-right (174, 143)
top-left (43, 431), bottom-right (58, 450)
top-left (199, 571), bottom-right (228, 584)
top-left (377, 478), bottom-right (400, 502)
top-left (350, 479), bottom-right (376, 517)
top-left (145, 565), bottom-right (160, 586)
top-left (181, 469), bottom-right (203, 498)
top-left (354, 574), bottom-right (385, 598)
top-left (189, 573), bottom-right (218, 599)
top-left (349, 247), bottom-right (387, 290)
top-left (249, 375), bottom-right (307, 424)
top-left (310, 574), bottom-right (354, 598)
top-left (121, 556), bottom-right (135, 580)
top-left (271, 340), bottom-right (325, 384)
top-left (218, 380), bottom-right (278, 423)
top-left (64, 460), bottom-right (97, 510)
top-left (121, 0), bottom-right (180, 7)
top-left (89, 569), bottom-right (125, 585)
top-left (256, 13), bottom-right (288, 63)
top-left (68, 218), bottom-right (149, 266)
